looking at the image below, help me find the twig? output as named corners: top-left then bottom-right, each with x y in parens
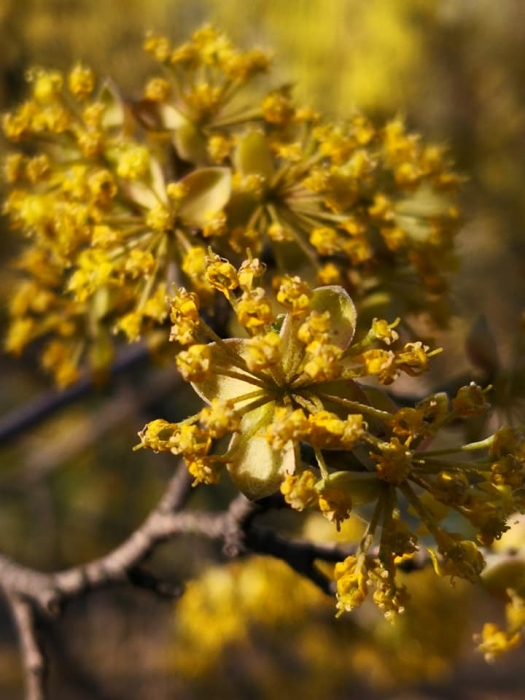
top-left (6, 593), bottom-right (47, 700)
top-left (0, 459), bottom-right (441, 697)
top-left (126, 567), bottom-right (184, 599)
top-left (0, 365), bottom-right (182, 495)
top-left (246, 527), bottom-right (356, 595)
top-left (0, 342), bottom-right (151, 446)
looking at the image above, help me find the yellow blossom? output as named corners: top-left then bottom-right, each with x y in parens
top-left (316, 263), bottom-right (343, 286)
top-left (144, 77), bottom-right (171, 101)
top-left (359, 348), bottom-right (397, 384)
top-left (302, 340), bottom-right (343, 381)
top-left (318, 487), bottom-right (353, 530)
top-left (236, 288), bottom-right (273, 331)
top-left (334, 557), bottom-right (369, 612)
top-left (395, 341), bottom-right (435, 376)
top-left (276, 276), bottom-right (313, 317)
top-left (371, 437), bottom-right (413, 485)
top-left (30, 69), bottom-right (63, 103)
top-left (280, 470), bottom-right (318, 510)
top-left (475, 623), bottom-right (521, 663)
top-left (452, 382), bottom-right (491, 416)
top-left (261, 88), bottom-right (295, 125)
top-left (433, 533), bottom-right (486, 583)
top-left (244, 332), bottom-right (282, 372)
top-left (116, 145), bottom-right (151, 180)
top-left (297, 311), bottom-right (331, 345)
top-left (266, 407), bottom-right (309, 451)
top-left (309, 227), bottom-right (341, 255)
top-left (237, 257), bottom-right (266, 291)
top-left (199, 399), bottom-right (240, 439)
top-left (176, 345), bottom-right (212, 382)
top-left (204, 255), bottom-right (239, 298)
top-left (371, 318), bottom-right (400, 345)
top-left (146, 204), bottom-right (172, 232)
top-left (68, 64), bottom-right (95, 99)
top-left (187, 457), bottom-right (223, 486)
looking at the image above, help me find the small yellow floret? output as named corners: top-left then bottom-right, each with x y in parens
top-left (236, 288), bottom-right (273, 330)
top-left (199, 398), bottom-right (240, 439)
top-left (176, 344), bottom-right (212, 382)
top-left (334, 556), bottom-right (368, 612)
top-left (244, 332), bottom-right (281, 372)
top-left (116, 145), bottom-right (151, 180)
top-left (276, 276), bottom-right (312, 317)
top-left (204, 255), bottom-right (239, 298)
top-left (280, 470), bottom-right (318, 511)
top-left (68, 64), bottom-right (95, 99)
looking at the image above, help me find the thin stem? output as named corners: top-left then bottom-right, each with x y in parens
top-left (316, 392), bottom-right (393, 422)
top-left (8, 595), bottom-right (47, 700)
top-left (422, 434), bottom-right (496, 457)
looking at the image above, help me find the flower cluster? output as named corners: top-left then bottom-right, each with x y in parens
top-left (3, 27), bottom-right (460, 384)
top-left (138, 258), bottom-right (525, 618)
top-left (4, 26), bottom-right (525, 630)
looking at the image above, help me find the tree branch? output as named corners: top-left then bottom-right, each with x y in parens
top-left (0, 342), bottom-right (151, 446)
top-left (6, 593), bottom-right (47, 700)
top-left (0, 457), bottom-right (440, 696)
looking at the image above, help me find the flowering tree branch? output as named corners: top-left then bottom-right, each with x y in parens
top-left (2, 21), bottom-right (525, 696)
top-left (0, 448), bottom-right (441, 698)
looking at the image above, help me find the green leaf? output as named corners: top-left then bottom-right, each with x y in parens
top-left (234, 131), bottom-right (275, 182)
top-left (178, 167), bottom-right (232, 227)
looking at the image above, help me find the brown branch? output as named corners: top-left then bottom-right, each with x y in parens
top-left (0, 468), bottom-right (437, 615)
top-left (246, 527), bottom-right (356, 595)
top-left (0, 456), bottom-right (441, 697)
top-left (0, 342), bottom-right (151, 446)
top-left (6, 593), bottom-right (47, 700)
top-left (0, 462), bottom-right (194, 695)
top-left (0, 469), bottom-right (258, 616)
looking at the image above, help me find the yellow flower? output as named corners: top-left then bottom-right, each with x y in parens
top-left (475, 622), bottom-right (521, 662)
top-left (280, 470), bottom-right (318, 511)
top-left (116, 145), bottom-right (151, 180)
top-left (318, 486), bottom-right (353, 530)
top-left (452, 382), bottom-right (491, 416)
top-left (154, 284), bottom-right (362, 499)
top-left (334, 557), bottom-right (369, 612)
top-left (176, 345), bottom-right (212, 382)
top-left (68, 64), bottom-right (95, 99)
top-left (371, 437), bottom-right (413, 485)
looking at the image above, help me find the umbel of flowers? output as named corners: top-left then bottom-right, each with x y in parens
top-left (4, 25), bottom-right (525, 634)
top-left (138, 254), bottom-right (525, 619)
top-left (2, 26), bottom-right (460, 386)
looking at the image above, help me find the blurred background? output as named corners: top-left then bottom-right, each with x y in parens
top-left (1, 0), bottom-right (525, 697)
